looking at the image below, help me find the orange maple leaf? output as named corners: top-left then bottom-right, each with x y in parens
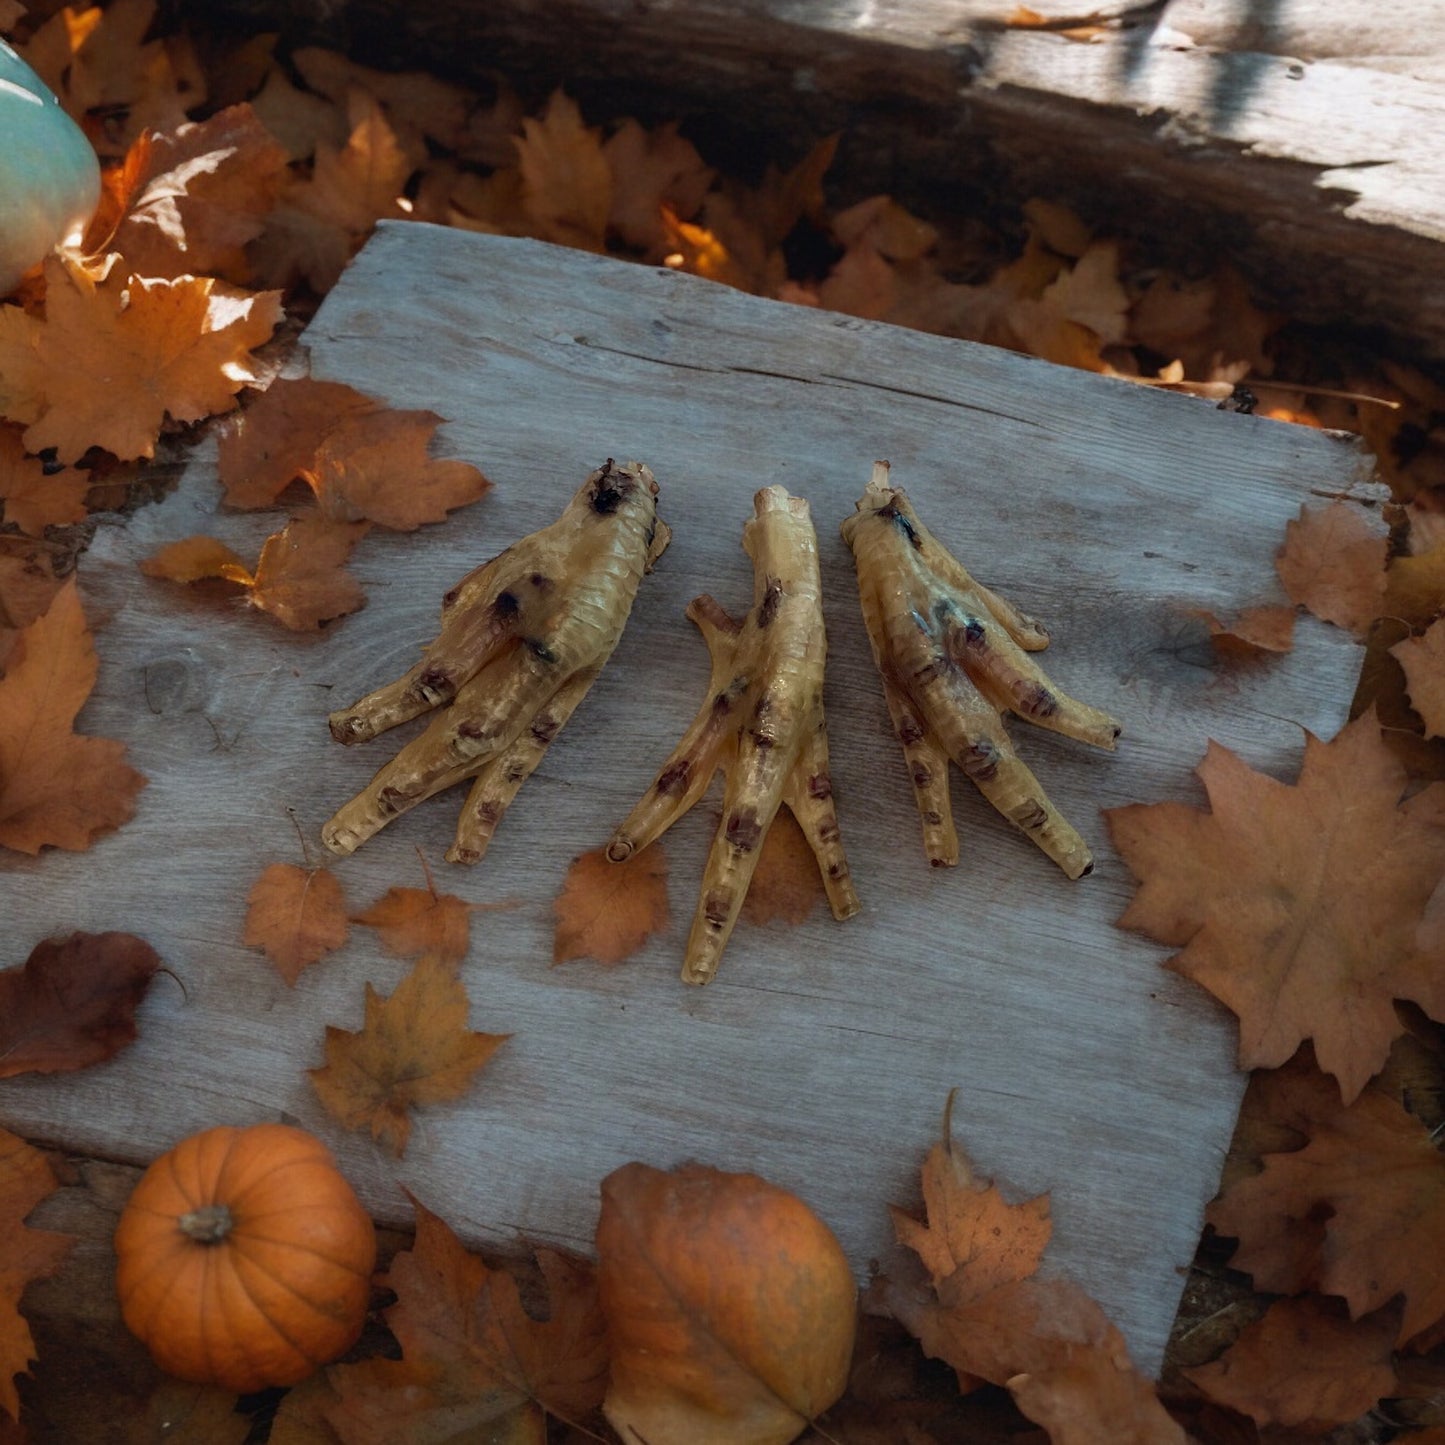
top-left (215, 376), bottom-right (489, 529)
top-left (1209, 1081), bottom-right (1445, 1346)
top-left (1107, 712), bottom-right (1445, 1102)
top-left (0, 427), bottom-right (90, 536)
top-left (878, 1099), bottom-right (1182, 1440)
top-left (0, 932), bottom-right (161, 1077)
top-left (0, 255), bottom-right (282, 463)
top-left (309, 956), bottom-right (509, 1154)
top-left (243, 861), bottom-right (349, 985)
top-left (603, 118), bottom-right (714, 255)
top-left (552, 846), bottom-right (670, 966)
top-left (109, 104), bottom-right (289, 283)
top-left (1184, 1295), bottom-right (1398, 1431)
top-left (0, 580), bottom-right (146, 854)
top-left (741, 811), bottom-right (827, 927)
top-left (516, 90), bottom-right (612, 252)
top-left (326, 1195), bottom-right (607, 1440)
top-left (0, 1129), bottom-right (73, 1419)
top-left (141, 517), bottom-right (369, 630)
top-left (353, 873), bottom-right (474, 967)
top-left (1275, 500), bottom-right (1388, 638)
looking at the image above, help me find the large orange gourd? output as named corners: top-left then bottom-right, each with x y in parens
top-left (114, 1122), bottom-right (376, 1392)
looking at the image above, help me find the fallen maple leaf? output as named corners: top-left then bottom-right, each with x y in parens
top-left (108, 104), bottom-right (289, 283)
top-left (604, 118), bottom-right (714, 255)
top-left (1392, 616), bottom-right (1445, 738)
top-left (1275, 500), bottom-right (1388, 638)
top-left (142, 518), bottom-right (369, 631)
top-left (243, 861), bottom-right (349, 985)
top-left (516, 90), bottom-right (612, 252)
top-left (741, 810), bottom-right (827, 927)
top-left (597, 1161), bottom-right (856, 1445)
top-left (352, 859), bottom-right (476, 968)
top-left (553, 845), bottom-right (669, 965)
top-left (0, 255), bottom-right (282, 464)
top-left (877, 1098), bottom-right (1182, 1440)
top-left (309, 955), bottom-right (509, 1154)
top-left (1185, 1296), bottom-right (1398, 1431)
top-left (1209, 1081), bottom-right (1445, 1346)
top-left (0, 932), bottom-right (161, 1078)
top-left (1189, 603), bottom-right (1296, 660)
top-left (290, 47), bottom-right (474, 151)
top-left (0, 1129), bottom-right (73, 1419)
top-left (0, 427), bottom-right (90, 536)
top-left (214, 375), bottom-right (489, 529)
top-left (1108, 713), bottom-right (1445, 1101)
top-left (0, 548), bottom-right (64, 671)
top-left (326, 1194), bottom-right (606, 1441)
top-left (0, 579), bottom-right (146, 853)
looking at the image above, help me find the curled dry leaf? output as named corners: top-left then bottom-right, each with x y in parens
top-left (597, 1161), bottom-right (856, 1445)
top-left (1275, 500), bottom-right (1388, 638)
top-left (552, 845), bottom-right (670, 966)
top-left (1184, 1296), bottom-right (1398, 1431)
top-left (309, 955), bottom-right (509, 1155)
top-left (1209, 1082), bottom-right (1445, 1346)
top-left (141, 518), bottom-right (369, 631)
top-left (243, 861), bottom-right (349, 984)
top-left (1190, 603), bottom-right (1296, 660)
top-left (0, 255), bottom-right (282, 464)
top-left (0, 932), bottom-right (161, 1078)
top-left (0, 579), bottom-right (147, 854)
top-left (0, 1129), bottom-right (74, 1419)
top-left (326, 1195), bottom-right (607, 1442)
top-left (1107, 712), bottom-right (1445, 1102)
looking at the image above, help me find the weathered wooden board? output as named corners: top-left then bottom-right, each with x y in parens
top-left (0, 225), bottom-right (1376, 1374)
top-left (191, 0), bottom-right (1445, 354)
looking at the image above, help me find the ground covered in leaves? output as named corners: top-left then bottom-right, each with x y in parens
top-left (4, 0), bottom-right (1445, 1441)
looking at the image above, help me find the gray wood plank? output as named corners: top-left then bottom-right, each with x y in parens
top-left (0, 225), bottom-right (1378, 1375)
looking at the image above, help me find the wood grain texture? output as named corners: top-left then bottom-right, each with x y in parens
top-left (0, 225), bottom-right (1378, 1375)
top-left (183, 0), bottom-right (1445, 353)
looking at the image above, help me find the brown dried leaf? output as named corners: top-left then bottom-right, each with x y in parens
top-left (139, 534), bottom-right (254, 586)
top-left (243, 861), bottom-right (349, 984)
top-left (741, 810), bottom-right (826, 927)
top-left (552, 845), bottom-right (669, 965)
top-left (249, 516), bottom-right (368, 630)
top-left (597, 1161), bottom-right (856, 1445)
top-left (327, 1196), bottom-right (606, 1442)
top-left (0, 580), bottom-right (147, 854)
top-left (1191, 603), bottom-right (1296, 659)
top-left (1107, 713), bottom-right (1445, 1102)
top-left (111, 104), bottom-right (289, 284)
top-left (353, 885), bottom-right (472, 967)
top-left (516, 90), bottom-right (612, 252)
top-left (1184, 1296), bottom-right (1398, 1430)
top-left (309, 955), bottom-right (509, 1155)
top-left (0, 427), bottom-right (89, 536)
top-left (0, 932), bottom-right (161, 1078)
top-left (1275, 500), bottom-right (1389, 638)
top-left (0, 1129), bottom-right (73, 1419)
top-left (1209, 1083), bottom-right (1445, 1345)
top-left (604, 118), bottom-right (714, 254)
top-left (1392, 615), bottom-right (1445, 739)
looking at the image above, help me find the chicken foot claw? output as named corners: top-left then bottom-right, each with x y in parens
top-left (841, 461), bottom-right (1121, 879)
top-left (609, 485), bottom-right (860, 986)
top-left (321, 460), bottom-right (669, 860)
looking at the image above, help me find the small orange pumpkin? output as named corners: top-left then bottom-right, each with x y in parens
top-left (114, 1122), bottom-right (376, 1392)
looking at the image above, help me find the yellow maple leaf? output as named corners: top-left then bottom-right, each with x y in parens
top-left (309, 956), bottom-right (510, 1155)
top-left (0, 255), bottom-right (281, 463)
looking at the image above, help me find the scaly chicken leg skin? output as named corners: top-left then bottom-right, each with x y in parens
top-left (608, 486), bottom-right (860, 985)
top-left (322, 460), bottom-right (670, 860)
top-left (841, 461), bottom-right (1120, 878)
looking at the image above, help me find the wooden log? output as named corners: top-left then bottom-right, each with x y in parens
top-left (182, 0), bottom-right (1445, 355)
top-left (0, 225), bottom-right (1379, 1376)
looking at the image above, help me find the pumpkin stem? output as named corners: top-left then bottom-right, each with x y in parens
top-left (178, 1204), bottom-right (234, 1244)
